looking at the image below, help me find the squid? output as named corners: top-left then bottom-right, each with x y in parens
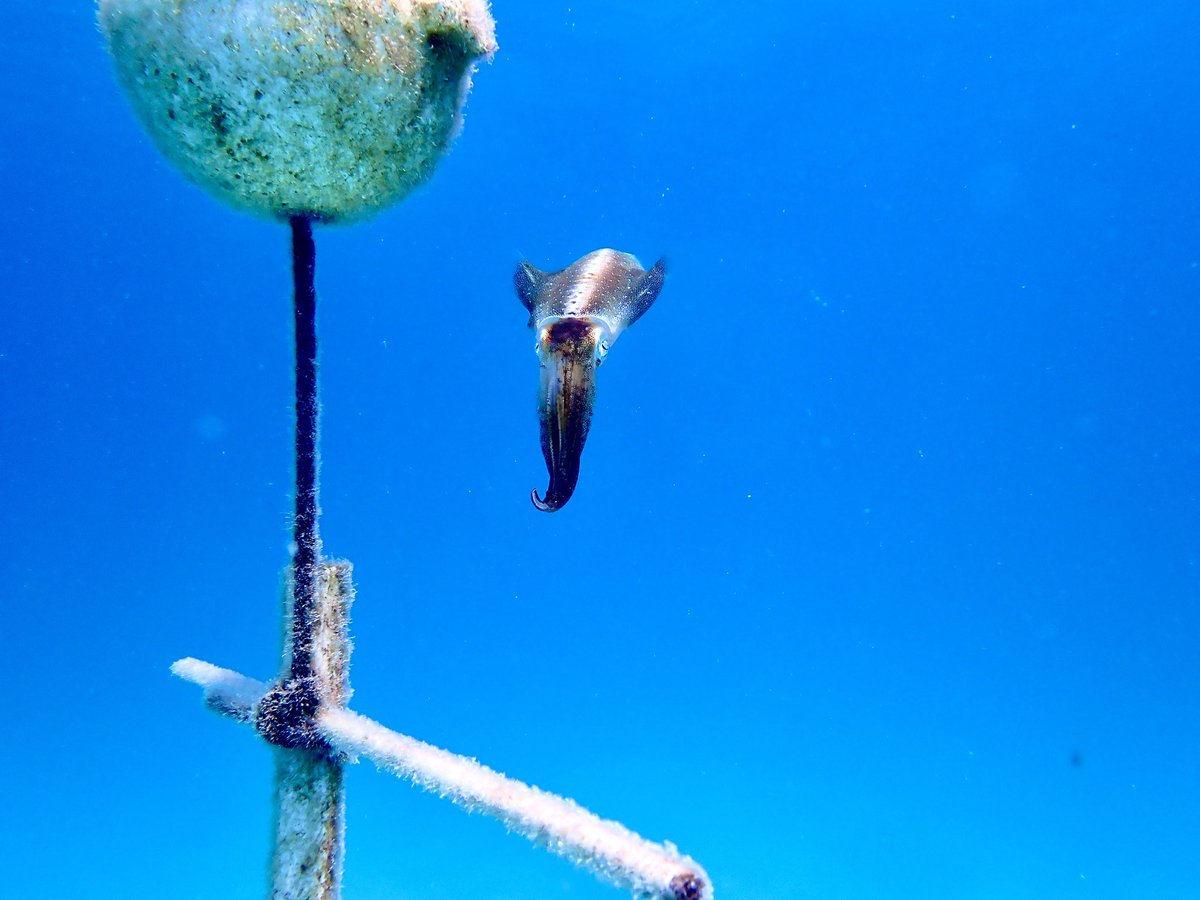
top-left (515, 249), bottom-right (666, 512)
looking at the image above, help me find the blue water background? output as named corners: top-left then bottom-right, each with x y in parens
top-left (2, 2), bottom-right (1198, 897)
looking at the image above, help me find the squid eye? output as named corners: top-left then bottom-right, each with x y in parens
top-left (596, 340), bottom-right (610, 366)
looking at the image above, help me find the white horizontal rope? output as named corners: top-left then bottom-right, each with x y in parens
top-left (319, 706), bottom-right (710, 900)
top-left (171, 657), bottom-right (267, 721)
top-left (171, 657), bottom-right (711, 900)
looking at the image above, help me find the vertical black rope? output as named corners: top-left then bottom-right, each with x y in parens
top-left (290, 215), bottom-right (319, 682)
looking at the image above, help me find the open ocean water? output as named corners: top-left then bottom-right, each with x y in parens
top-left (2, 2), bottom-right (1198, 898)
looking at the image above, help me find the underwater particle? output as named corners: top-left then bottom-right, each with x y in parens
top-left (97, 0), bottom-right (497, 222)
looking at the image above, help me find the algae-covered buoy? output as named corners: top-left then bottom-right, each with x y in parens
top-left (98, 0), bottom-right (496, 222)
